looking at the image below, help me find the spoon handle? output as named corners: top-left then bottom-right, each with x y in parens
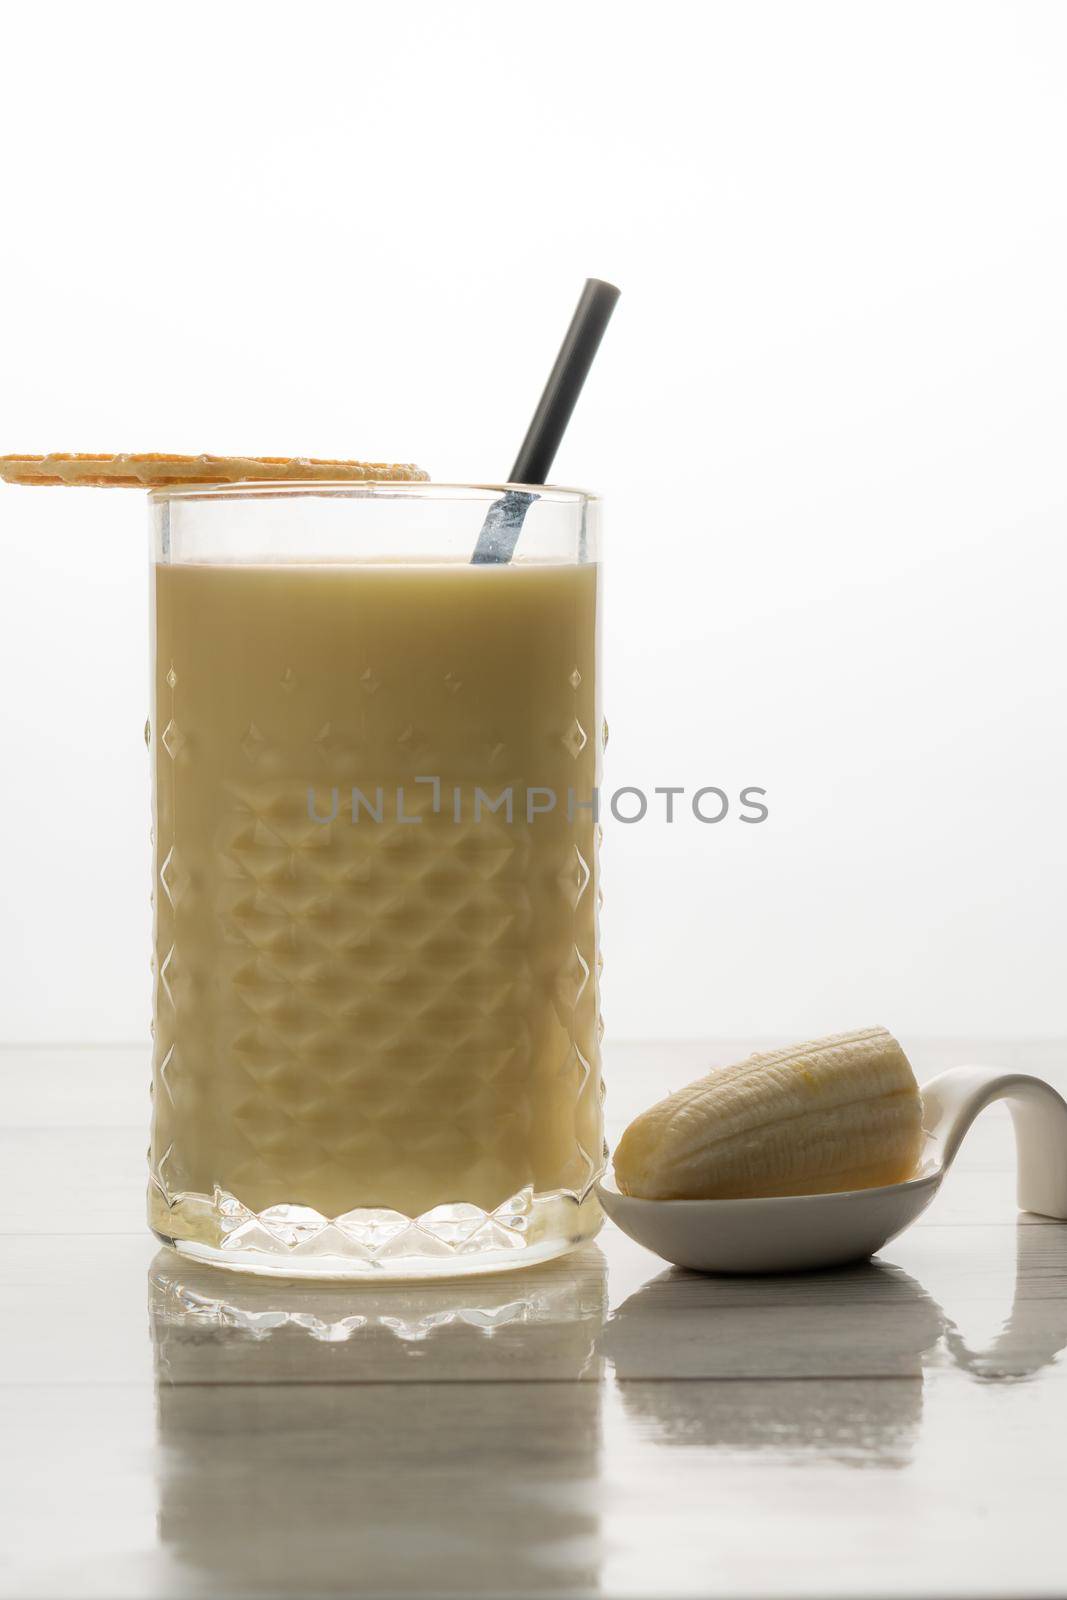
top-left (921, 1067), bottom-right (1067, 1220)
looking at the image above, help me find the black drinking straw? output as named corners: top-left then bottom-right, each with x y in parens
top-left (471, 277), bottom-right (620, 563)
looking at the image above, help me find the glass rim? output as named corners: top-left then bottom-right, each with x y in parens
top-left (149, 480), bottom-right (599, 506)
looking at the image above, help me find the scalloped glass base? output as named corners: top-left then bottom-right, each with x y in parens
top-left (149, 1183), bottom-right (602, 1280)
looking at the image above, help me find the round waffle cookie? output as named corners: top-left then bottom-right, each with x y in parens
top-left (0, 453), bottom-right (429, 488)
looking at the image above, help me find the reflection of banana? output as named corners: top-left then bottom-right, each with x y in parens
top-left (602, 1222), bottom-right (1067, 1469)
top-left (603, 1260), bottom-right (938, 1469)
top-left (602, 1261), bottom-right (944, 1380)
top-left (614, 1026), bottom-right (923, 1200)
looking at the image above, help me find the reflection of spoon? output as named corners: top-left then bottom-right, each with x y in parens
top-left (602, 1222), bottom-right (1067, 1466)
top-left (942, 1223), bottom-right (1067, 1382)
top-left (604, 1259), bottom-right (941, 1468)
top-left (598, 1067), bottom-right (1067, 1273)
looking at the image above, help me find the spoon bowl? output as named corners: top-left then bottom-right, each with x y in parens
top-left (597, 1067), bottom-right (1067, 1274)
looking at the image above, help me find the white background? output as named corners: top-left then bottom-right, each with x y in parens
top-left (1, 0), bottom-right (1064, 1043)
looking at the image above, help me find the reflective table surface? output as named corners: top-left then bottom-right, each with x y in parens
top-left (2, 1040), bottom-right (1066, 1598)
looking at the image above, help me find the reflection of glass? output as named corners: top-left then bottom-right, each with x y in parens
top-left (149, 1243), bottom-right (607, 1379)
top-left (147, 483), bottom-right (604, 1279)
top-left (601, 1226), bottom-right (1067, 1470)
top-left (149, 1245), bottom-right (607, 1593)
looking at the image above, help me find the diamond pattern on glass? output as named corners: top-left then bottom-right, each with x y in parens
top-left (150, 636), bottom-right (604, 1244)
top-left (210, 1186), bottom-right (535, 1262)
top-left (166, 791), bottom-right (606, 1218)
top-left (240, 722), bottom-right (267, 763)
top-left (158, 1044), bottom-right (176, 1107)
top-left (562, 1036), bottom-right (598, 1196)
top-left (159, 846), bottom-right (190, 908)
top-left (556, 944), bottom-right (590, 1009)
top-left (159, 944), bottom-right (178, 1010)
top-left (156, 1142), bottom-right (178, 1204)
top-left (161, 719), bottom-right (186, 759)
top-left (396, 724), bottom-right (429, 757)
top-left (557, 845), bottom-right (591, 909)
top-left (313, 722), bottom-right (339, 758)
top-left (561, 718), bottom-right (588, 757)
top-left (259, 1204), bottom-right (328, 1247)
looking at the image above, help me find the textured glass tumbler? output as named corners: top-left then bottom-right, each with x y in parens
top-left (147, 483), bottom-right (604, 1277)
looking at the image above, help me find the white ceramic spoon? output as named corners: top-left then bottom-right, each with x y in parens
top-left (597, 1067), bottom-right (1067, 1274)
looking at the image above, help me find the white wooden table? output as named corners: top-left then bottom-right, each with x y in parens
top-left (2, 1040), bottom-right (1065, 1599)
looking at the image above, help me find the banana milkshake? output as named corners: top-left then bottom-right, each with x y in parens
top-left (148, 484), bottom-right (604, 1276)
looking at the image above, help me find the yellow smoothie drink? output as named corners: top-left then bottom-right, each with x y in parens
top-left (148, 518), bottom-right (604, 1276)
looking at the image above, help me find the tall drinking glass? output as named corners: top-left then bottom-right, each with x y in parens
top-left (147, 483), bottom-right (604, 1277)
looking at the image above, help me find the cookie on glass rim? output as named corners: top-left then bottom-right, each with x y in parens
top-left (0, 452), bottom-right (428, 488)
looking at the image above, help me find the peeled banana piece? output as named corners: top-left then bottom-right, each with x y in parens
top-left (613, 1026), bottom-right (924, 1201)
